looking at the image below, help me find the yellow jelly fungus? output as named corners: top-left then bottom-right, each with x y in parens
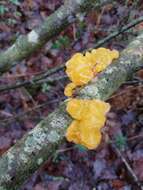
top-left (111, 49), bottom-right (119, 59)
top-left (66, 53), bottom-right (94, 86)
top-left (64, 83), bottom-right (76, 97)
top-left (85, 52), bottom-right (97, 67)
top-left (79, 126), bottom-right (102, 150)
top-left (66, 99), bottom-right (89, 120)
top-left (66, 120), bottom-right (102, 150)
top-left (66, 99), bottom-right (110, 120)
top-left (65, 47), bottom-right (119, 149)
top-left (92, 48), bottom-right (119, 73)
top-left (66, 120), bottom-right (81, 144)
top-left (66, 99), bottom-right (110, 149)
top-left (64, 48), bottom-right (119, 97)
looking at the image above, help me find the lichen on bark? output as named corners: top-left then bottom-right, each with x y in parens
top-left (1, 31), bottom-right (143, 189)
top-left (0, 1), bottom-right (143, 190)
top-left (0, 103), bottom-right (71, 190)
top-left (0, 0), bottom-right (113, 74)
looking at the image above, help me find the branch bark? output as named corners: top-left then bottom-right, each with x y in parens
top-left (0, 0), bottom-right (112, 74)
top-left (0, 30), bottom-right (143, 190)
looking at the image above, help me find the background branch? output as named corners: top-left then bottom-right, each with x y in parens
top-left (0, 0), bottom-right (112, 74)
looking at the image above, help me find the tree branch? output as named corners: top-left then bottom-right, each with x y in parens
top-left (0, 30), bottom-right (143, 190)
top-left (0, 0), bottom-right (112, 74)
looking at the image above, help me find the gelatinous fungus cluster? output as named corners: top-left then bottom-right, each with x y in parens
top-left (66, 99), bottom-right (110, 149)
top-left (64, 48), bottom-right (119, 97)
top-left (64, 48), bottom-right (119, 149)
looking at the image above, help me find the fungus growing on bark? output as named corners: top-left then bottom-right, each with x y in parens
top-left (64, 48), bottom-right (119, 149)
top-left (66, 53), bottom-right (94, 86)
top-left (64, 48), bottom-right (119, 97)
top-left (66, 99), bottom-right (110, 149)
top-left (64, 82), bottom-right (76, 97)
top-left (92, 48), bottom-right (119, 73)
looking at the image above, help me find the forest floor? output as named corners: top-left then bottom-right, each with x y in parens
top-left (0, 0), bottom-right (143, 190)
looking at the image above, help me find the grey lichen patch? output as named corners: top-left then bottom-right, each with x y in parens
top-left (100, 78), bottom-right (108, 86)
top-left (7, 44), bottom-right (16, 52)
top-left (123, 47), bottom-right (134, 55)
top-left (131, 39), bottom-right (141, 45)
top-left (28, 30), bottom-right (39, 44)
top-left (24, 127), bottom-right (47, 153)
top-left (29, 124), bottom-right (45, 135)
top-left (133, 53), bottom-right (142, 59)
top-left (75, 0), bottom-right (82, 5)
top-left (133, 47), bottom-right (143, 57)
top-left (20, 153), bottom-right (28, 164)
top-left (37, 158), bottom-right (43, 165)
top-left (119, 58), bottom-right (127, 65)
top-left (47, 131), bottom-right (60, 143)
top-left (50, 115), bottom-right (67, 129)
top-left (123, 60), bottom-right (131, 66)
top-left (0, 174), bottom-right (11, 184)
top-left (7, 151), bottom-right (15, 171)
top-left (65, 0), bottom-right (82, 7)
top-left (79, 85), bottom-right (101, 99)
top-left (57, 10), bottom-right (64, 19)
top-left (105, 67), bottom-right (116, 74)
top-left (137, 32), bottom-right (143, 39)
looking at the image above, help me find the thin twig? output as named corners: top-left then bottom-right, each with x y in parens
top-left (109, 134), bottom-right (143, 144)
top-left (108, 83), bottom-right (143, 100)
top-left (92, 16), bottom-right (143, 49)
top-left (111, 144), bottom-right (143, 190)
top-left (0, 74), bottom-right (67, 92)
top-left (0, 98), bottom-right (64, 126)
top-left (127, 134), bottom-right (143, 142)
